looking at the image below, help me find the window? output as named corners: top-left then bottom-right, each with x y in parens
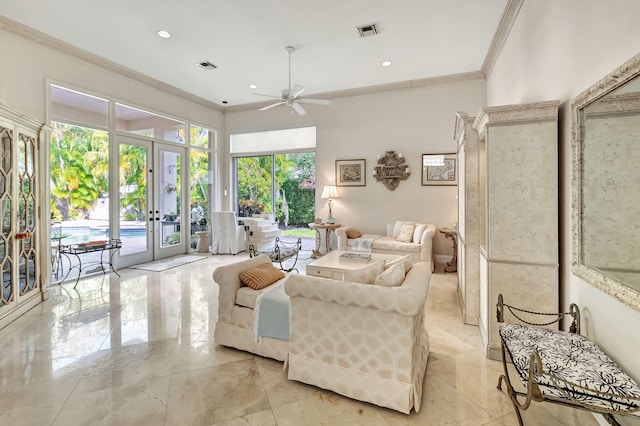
top-left (115, 103), bottom-right (185, 144)
top-left (232, 127), bottom-right (316, 228)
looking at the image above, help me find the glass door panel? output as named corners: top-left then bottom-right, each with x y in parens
top-left (189, 149), bottom-right (210, 250)
top-left (0, 126), bottom-right (13, 308)
top-left (17, 131), bottom-right (38, 296)
top-left (119, 141), bottom-right (150, 258)
top-left (154, 143), bottom-right (185, 258)
top-left (158, 150), bottom-right (180, 248)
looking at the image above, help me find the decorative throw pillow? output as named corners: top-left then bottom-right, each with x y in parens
top-left (392, 220), bottom-right (415, 238)
top-left (385, 255), bottom-right (412, 272)
top-left (374, 262), bottom-right (405, 287)
top-left (412, 223), bottom-right (427, 243)
top-left (239, 263), bottom-right (285, 290)
top-left (397, 223), bottom-right (415, 242)
top-left (345, 227), bottom-right (362, 239)
top-left (343, 260), bottom-right (385, 284)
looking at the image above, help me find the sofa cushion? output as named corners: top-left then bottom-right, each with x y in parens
top-left (239, 263), bottom-right (285, 290)
top-left (343, 260), bottom-right (385, 284)
top-left (397, 223), bottom-right (415, 242)
top-left (412, 223), bottom-right (427, 243)
top-left (392, 221), bottom-right (415, 238)
top-left (236, 286), bottom-right (263, 309)
top-left (374, 262), bottom-right (405, 287)
top-left (345, 227), bottom-right (362, 239)
top-left (373, 236), bottom-right (421, 253)
top-left (384, 255), bottom-right (413, 271)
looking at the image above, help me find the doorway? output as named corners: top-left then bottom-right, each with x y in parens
top-left (117, 135), bottom-right (186, 268)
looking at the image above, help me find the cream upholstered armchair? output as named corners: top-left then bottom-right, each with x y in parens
top-left (284, 261), bottom-right (432, 414)
top-left (211, 211), bottom-right (245, 254)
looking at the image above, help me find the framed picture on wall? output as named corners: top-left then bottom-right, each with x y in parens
top-left (421, 153), bottom-right (457, 186)
top-left (336, 159), bottom-right (366, 186)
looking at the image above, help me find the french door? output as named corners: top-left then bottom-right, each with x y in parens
top-left (117, 135), bottom-right (186, 267)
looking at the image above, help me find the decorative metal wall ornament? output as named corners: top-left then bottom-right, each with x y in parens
top-left (372, 150), bottom-right (411, 191)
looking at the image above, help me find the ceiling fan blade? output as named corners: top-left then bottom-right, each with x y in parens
top-left (253, 93), bottom-right (281, 99)
top-left (259, 101), bottom-right (285, 111)
top-left (290, 85), bottom-right (306, 98)
top-left (291, 102), bottom-right (307, 116)
top-left (297, 98), bottom-right (331, 106)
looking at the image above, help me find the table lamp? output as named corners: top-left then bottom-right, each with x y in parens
top-left (320, 185), bottom-right (339, 224)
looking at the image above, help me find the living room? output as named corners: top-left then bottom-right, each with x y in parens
top-left (0, 1), bottom-right (639, 425)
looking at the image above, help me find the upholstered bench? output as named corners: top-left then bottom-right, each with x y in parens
top-left (496, 294), bottom-right (640, 426)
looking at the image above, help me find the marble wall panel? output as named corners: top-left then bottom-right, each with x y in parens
top-left (486, 123), bottom-right (558, 265)
top-left (486, 262), bottom-right (559, 358)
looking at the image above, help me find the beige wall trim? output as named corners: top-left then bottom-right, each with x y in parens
top-left (0, 16), bottom-right (223, 112)
top-left (225, 71), bottom-right (486, 113)
top-left (481, 0), bottom-right (524, 79)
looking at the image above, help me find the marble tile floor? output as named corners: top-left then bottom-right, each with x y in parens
top-left (0, 253), bottom-right (602, 426)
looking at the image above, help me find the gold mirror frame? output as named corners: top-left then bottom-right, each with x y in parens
top-left (571, 52), bottom-right (640, 312)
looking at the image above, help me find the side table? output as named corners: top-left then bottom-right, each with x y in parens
top-left (439, 227), bottom-right (457, 273)
top-left (308, 223), bottom-right (341, 258)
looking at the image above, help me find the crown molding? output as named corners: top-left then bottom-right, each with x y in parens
top-left (224, 71), bottom-right (486, 114)
top-left (481, 0), bottom-right (524, 79)
top-left (0, 15), bottom-right (223, 112)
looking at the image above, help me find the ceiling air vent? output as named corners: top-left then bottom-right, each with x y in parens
top-left (356, 23), bottom-right (379, 38)
top-left (196, 61), bottom-right (217, 70)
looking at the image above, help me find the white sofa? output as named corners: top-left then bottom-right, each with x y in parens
top-left (336, 222), bottom-right (436, 267)
top-left (213, 254), bottom-right (288, 361)
top-left (213, 255), bottom-right (432, 413)
top-left (284, 261), bottom-right (432, 414)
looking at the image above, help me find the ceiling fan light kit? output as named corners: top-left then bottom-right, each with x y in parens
top-left (254, 46), bottom-right (331, 116)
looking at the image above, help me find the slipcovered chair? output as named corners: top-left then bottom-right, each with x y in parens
top-left (211, 211), bottom-right (245, 254)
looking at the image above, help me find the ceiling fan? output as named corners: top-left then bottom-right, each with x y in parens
top-left (253, 46), bottom-right (331, 116)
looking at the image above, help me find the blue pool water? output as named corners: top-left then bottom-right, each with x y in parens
top-left (56, 225), bottom-right (147, 245)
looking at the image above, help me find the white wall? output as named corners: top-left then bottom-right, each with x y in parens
top-left (225, 78), bottom-right (486, 256)
top-left (487, 0), bottom-right (640, 381)
top-left (0, 31), bottom-right (224, 134)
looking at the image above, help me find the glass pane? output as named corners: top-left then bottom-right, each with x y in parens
top-left (274, 152), bottom-right (316, 228)
top-left (160, 150), bottom-right (181, 247)
top-left (230, 126), bottom-right (316, 155)
top-left (236, 155), bottom-right (272, 217)
top-left (51, 85), bottom-right (108, 129)
top-left (119, 144), bottom-right (148, 256)
top-left (115, 103), bottom-right (185, 144)
top-left (50, 123), bottom-right (109, 281)
top-left (189, 149), bottom-right (210, 249)
top-left (1, 128), bottom-right (12, 171)
top-left (190, 126), bottom-right (210, 148)
top-left (19, 242), bottom-right (36, 296)
top-left (1, 254), bottom-right (12, 306)
top-left (1, 197), bottom-right (9, 235)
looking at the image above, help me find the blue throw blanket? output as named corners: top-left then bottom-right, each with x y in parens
top-left (351, 234), bottom-right (380, 252)
top-left (253, 283), bottom-right (290, 341)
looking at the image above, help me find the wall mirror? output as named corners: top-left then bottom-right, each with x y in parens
top-left (572, 52), bottom-right (640, 312)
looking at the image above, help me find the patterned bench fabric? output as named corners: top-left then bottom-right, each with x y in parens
top-left (499, 323), bottom-right (640, 414)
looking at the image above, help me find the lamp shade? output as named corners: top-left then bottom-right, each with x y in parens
top-left (320, 185), bottom-right (339, 199)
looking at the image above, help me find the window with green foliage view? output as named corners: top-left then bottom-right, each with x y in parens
top-left (236, 152), bottom-right (315, 227)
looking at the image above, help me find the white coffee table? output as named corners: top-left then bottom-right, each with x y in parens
top-left (306, 250), bottom-right (404, 280)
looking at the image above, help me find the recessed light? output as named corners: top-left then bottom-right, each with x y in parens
top-left (248, 84), bottom-right (257, 89)
top-left (222, 101), bottom-right (228, 104)
top-left (157, 30), bottom-right (171, 39)
top-left (381, 60), bottom-right (392, 67)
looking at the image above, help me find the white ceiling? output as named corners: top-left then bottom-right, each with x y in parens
top-left (0, 0), bottom-right (508, 108)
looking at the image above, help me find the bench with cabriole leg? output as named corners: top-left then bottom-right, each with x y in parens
top-left (496, 294), bottom-right (640, 425)
top-left (249, 236), bottom-right (302, 272)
